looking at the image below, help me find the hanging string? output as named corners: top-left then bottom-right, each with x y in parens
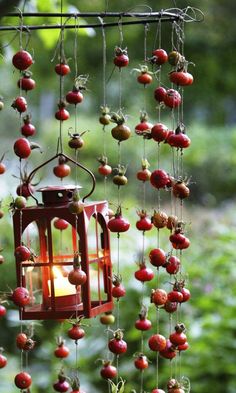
top-left (98, 17), bottom-right (109, 200)
top-left (104, 0), bottom-right (109, 13)
top-left (58, 0), bottom-right (65, 154)
top-left (143, 23), bottom-right (149, 62)
top-left (18, 9), bottom-right (23, 50)
top-left (118, 17), bottom-right (124, 48)
top-left (153, 15), bottom-right (162, 51)
top-left (74, 16), bottom-right (79, 79)
top-left (98, 17), bottom-right (107, 108)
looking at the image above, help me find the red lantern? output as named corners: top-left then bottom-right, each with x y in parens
top-left (13, 154), bottom-right (113, 320)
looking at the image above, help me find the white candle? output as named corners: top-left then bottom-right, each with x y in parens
top-left (48, 267), bottom-right (76, 297)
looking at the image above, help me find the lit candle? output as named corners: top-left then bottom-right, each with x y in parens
top-left (48, 267), bottom-right (76, 297)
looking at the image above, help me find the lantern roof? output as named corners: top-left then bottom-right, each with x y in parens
top-left (37, 185), bottom-right (82, 192)
top-left (37, 185), bottom-right (82, 206)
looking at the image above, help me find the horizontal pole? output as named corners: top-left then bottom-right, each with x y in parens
top-left (4, 11), bottom-right (183, 19)
top-left (0, 17), bottom-right (180, 32)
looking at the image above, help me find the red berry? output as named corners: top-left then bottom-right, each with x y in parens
top-left (152, 48), bottom-right (168, 65)
top-left (172, 237), bottom-right (190, 250)
top-left (54, 218), bottom-right (69, 230)
top-left (134, 354), bottom-right (149, 370)
top-left (136, 168), bottom-right (151, 182)
top-left (136, 216), bottom-right (153, 231)
top-left (135, 120), bottom-right (153, 136)
top-left (68, 268), bottom-right (87, 286)
top-left (114, 47), bottom-right (129, 68)
top-left (55, 108), bottom-right (70, 121)
top-left (149, 248), bottom-right (166, 267)
top-left (180, 287), bottom-right (191, 303)
top-left (21, 116), bottom-right (36, 137)
top-left (12, 50), bottom-right (33, 70)
top-left (164, 89), bottom-right (181, 109)
top-left (66, 90), bottom-right (83, 105)
top-left (151, 288), bottom-right (168, 306)
top-left (164, 301), bottom-right (178, 313)
top-left (14, 138), bottom-right (31, 159)
top-left (173, 182), bottom-right (190, 199)
top-left (167, 290), bottom-right (183, 303)
top-left (98, 164), bottom-right (112, 176)
top-left (169, 232), bottom-right (186, 245)
top-left (135, 317), bottom-right (152, 331)
top-left (151, 389), bottom-right (166, 393)
top-left (18, 75), bottom-right (36, 91)
top-left (16, 333), bottom-right (35, 351)
top-left (165, 256), bottom-right (181, 275)
top-left (159, 340), bottom-right (176, 360)
top-left (55, 63), bottom-right (71, 76)
top-left (0, 162), bottom-right (6, 174)
top-left (17, 182), bottom-right (34, 198)
top-left (0, 354), bottom-right (7, 368)
top-left (137, 72), bottom-right (153, 85)
top-left (16, 333), bottom-right (28, 349)
top-left (108, 333), bottom-right (127, 355)
top-left (12, 96), bottom-right (27, 113)
top-left (53, 164), bottom-right (71, 178)
top-left (14, 371), bottom-right (32, 389)
top-left (53, 378), bottom-right (70, 392)
top-left (108, 215), bottom-right (130, 233)
top-left (148, 334), bottom-right (167, 352)
top-left (112, 284), bottom-right (126, 298)
top-left (0, 305), bottom-right (6, 317)
top-left (150, 169), bottom-right (169, 189)
top-left (12, 287), bottom-right (30, 307)
top-left (169, 331), bottom-right (187, 346)
top-left (15, 245), bottom-right (31, 262)
top-left (151, 123), bottom-right (169, 142)
top-left (68, 325), bottom-right (85, 340)
top-left (167, 132), bottom-right (191, 149)
top-left (114, 55), bottom-right (129, 67)
top-left (54, 344), bottom-right (70, 358)
top-left (135, 265), bottom-right (154, 282)
top-left (100, 362), bottom-right (117, 379)
top-left (178, 341), bottom-right (189, 351)
top-left (154, 86), bottom-right (167, 102)
top-left (169, 71), bottom-right (193, 86)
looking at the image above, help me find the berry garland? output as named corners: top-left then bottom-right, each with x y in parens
top-left (0, 5), bottom-right (201, 393)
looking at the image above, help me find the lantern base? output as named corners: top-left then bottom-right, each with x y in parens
top-left (20, 300), bottom-right (113, 320)
top-left (43, 293), bottom-right (81, 309)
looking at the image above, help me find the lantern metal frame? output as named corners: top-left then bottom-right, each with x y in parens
top-left (13, 153), bottom-right (113, 320)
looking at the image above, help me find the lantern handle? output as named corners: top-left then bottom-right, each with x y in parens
top-left (26, 152), bottom-right (96, 205)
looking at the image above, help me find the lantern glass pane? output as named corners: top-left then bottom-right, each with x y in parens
top-left (88, 215), bottom-right (107, 303)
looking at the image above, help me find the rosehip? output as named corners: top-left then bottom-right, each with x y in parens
top-left (151, 288), bottom-right (168, 306)
top-left (12, 50), bottom-right (33, 70)
top-left (11, 287), bottom-right (30, 307)
top-left (100, 362), bottom-right (117, 379)
top-left (148, 334), bottom-right (166, 352)
top-left (12, 96), bottom-right (27, 113)
top-left (150, 169), bottom-right (169, 189)
top-left (149, 248), bottom-right (166, 267)
top-left (14, 371), bottom-right (32, 389)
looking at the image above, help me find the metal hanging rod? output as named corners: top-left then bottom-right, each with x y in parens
top-left (4, 11), bottom-right (183, 19)
top-left (0, 17), bottom-right (182, 32)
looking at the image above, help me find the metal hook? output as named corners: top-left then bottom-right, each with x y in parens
top-left (25, 153), bottom-right (96, 205)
